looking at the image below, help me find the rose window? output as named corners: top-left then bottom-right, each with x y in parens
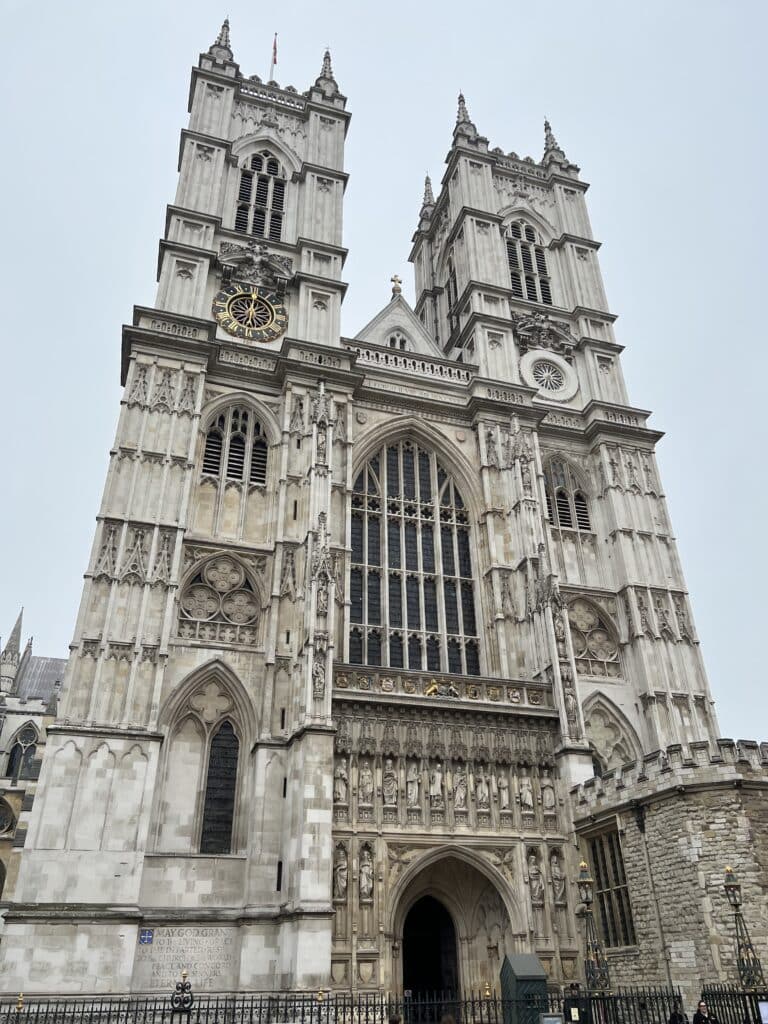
top-left (179, 555), bottom-right (260, 645)
top-left (568, 599), bottom-right (620, 678)
top-left (532, 360), bottom-right (565, 392)
top-left (0, 801), bottom-right (15, 835)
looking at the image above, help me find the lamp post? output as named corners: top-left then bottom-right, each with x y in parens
top-left (577, 860), bottom-right (611, 991)
top-left (723, 866), bottom-right (765, 989)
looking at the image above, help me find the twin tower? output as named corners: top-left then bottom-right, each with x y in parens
top-left (0, 22), bottom-right (720, 997)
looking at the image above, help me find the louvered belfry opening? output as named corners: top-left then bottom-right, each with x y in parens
top-left (201, 407), bottom-right (268, 486)
top-left (545, 459), bottom-right (591, 532)
top-left (349, 441), bottom-right (480, 675)
top-left (506, 220), bottom-right (553, 305)
top-left (234, 151), bottom-right (285, 241)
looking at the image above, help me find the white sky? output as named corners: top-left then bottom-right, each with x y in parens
top-left (0, 0), bottom-right (765, 741)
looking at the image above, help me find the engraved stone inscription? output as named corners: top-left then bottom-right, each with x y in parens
top-left (133, 926), bottom-right (239, 990)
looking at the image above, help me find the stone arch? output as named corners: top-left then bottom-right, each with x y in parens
top-left (199, 391), bottom-right (281, 448)
top-left (352, 416), bottom-right (484, 526)
top-left (542, 451), bottom-right (592, 498)
top-left (388, 847), bottom-right (527, 995)
top-left (498, 205), bottom-right (557, 243)
top-left (5, 720), bottom-right (40, 779)
top-left (582, 694), bottom-right (642, 774)
top-left (230, 133), bottom-right (301, 174)
top-left (158, 659), bottom-right (258, 742)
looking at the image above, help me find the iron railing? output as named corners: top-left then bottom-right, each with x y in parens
top-left (0, 987), bottom-right (683, 1024)
top-left (702, 984), bottom-right (768, 1024)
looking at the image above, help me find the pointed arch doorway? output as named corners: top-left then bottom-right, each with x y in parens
top-left (402, 895), bottom-right (458, 996)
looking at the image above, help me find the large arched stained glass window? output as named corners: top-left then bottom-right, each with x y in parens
top-left (349, 441), bottom-right (480, 676)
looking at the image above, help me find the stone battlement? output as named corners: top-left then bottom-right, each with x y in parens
top-left (571, 738), bottom-right (768, 820)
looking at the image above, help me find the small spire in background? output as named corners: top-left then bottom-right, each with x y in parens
top-left (2, 609), bottom-right (23, 660)
top-left (208, 17), bottom-right (234, 61)
top-left (423, 175), bottom-right (435, 207)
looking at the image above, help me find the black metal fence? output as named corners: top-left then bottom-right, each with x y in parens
top-left (702, 984), bottom-right (768, 1024)
top-left (0, 987), bottom-right (684, 1024)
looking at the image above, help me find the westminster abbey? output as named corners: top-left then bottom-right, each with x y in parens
top-left (1, 22), bottom-right (766, 1004)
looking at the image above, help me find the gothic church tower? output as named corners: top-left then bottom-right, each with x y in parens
top-left (1, 26), bottom-right (717, 996)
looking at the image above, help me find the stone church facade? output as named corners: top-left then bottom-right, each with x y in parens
top-left (1, 22), bottom-right (765, 1001)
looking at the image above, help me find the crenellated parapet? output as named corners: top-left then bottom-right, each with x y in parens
top-left (571, 738), bottom-right (768, 821)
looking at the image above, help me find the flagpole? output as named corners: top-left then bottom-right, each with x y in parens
top-left (268, 32), bottom-right (277, 81)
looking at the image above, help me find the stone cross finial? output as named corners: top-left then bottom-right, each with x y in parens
top-left (391, 274), bottom-right (402, 296)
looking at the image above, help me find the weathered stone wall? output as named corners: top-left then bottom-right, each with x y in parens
top-left (572, 740), bottom-right (768, 1006)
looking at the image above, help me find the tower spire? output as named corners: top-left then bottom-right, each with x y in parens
top-left (542, 118), bottom-right (568, 165)
top-left (422, 174), bottom-right (435, 207)
top-left (314, 47), bottom-right (340, 98)
top-left (453, 92), bottom-right (478, 143)
top-left (208, 17), bottom-right (234, 62)
top-left (0, 609), bottom-right (23, 695)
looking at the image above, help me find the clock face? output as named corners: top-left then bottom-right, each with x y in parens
top-left (212, 282), bottom-right (288, 343)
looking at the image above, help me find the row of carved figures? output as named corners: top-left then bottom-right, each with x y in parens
top-left (333, 756), bottom-right (557, 814)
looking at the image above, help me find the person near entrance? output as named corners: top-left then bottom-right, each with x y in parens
top-left (693, 1001), bottom-right (717, 1024)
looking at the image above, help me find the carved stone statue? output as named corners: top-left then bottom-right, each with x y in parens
top-left (312, 658), bottom-right (325, 699)
top-left (486, 429), bottom-right (499, 469)
top-left (541, 767), bottom-right (556, 812)
top-left (520, 775), bottom-right (534, 811)
top-left (333, 758), bottom-right (348, 804)
top-left (359, 760), bottom-right (374, 805)
top-left (429, 762), bottom-right (444, 807)
top-left (383, 758), bottom-right (398, 806)
top-left (453, 763), bottom-right (468, 809)
top-left (316, 428), bottom-right (327, 464)
top-left (406, 761), bottom-right (420, 807)
top-left (359, 846), bottom-right (374, 901)
top-left (476, 770), bottom-right (490, 809)
top-left (333, 844), bottom-right (348, 900)
top-left (317, 580), bottom-right (328, 615)
top-left (528, 851), bottom-right (545, 904)
top-left (550, 851), bottom-right (566, 905)
top-left (497, 771), bottom-right (510, 810)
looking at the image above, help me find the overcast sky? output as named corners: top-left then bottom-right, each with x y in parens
top-left (0, 1), bottom-right (765, 741)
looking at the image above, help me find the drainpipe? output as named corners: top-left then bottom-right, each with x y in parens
top-left (630, 800), bottom-right (675, 990)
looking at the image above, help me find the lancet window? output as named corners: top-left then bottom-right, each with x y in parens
top-left (234, 151), bottom-right (285, 241)
top-left (202, 407), bottom-right (268, 486)
top-left (6, 725), bottom-right (38, 780)
top-left (506, 220), bottom-right (553, 306)
top-left (349, 441), bottom-right (480, 675)
top-left (544, 459), bottom-right (591, 532)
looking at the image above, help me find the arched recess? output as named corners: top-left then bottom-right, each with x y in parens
top-left (567, 596), bottom-right (622, 679)
top-left (388, 848), bottom-right (526, 994)
top-left (230, 133), bottom-right (301, 176)
top-left (193, 396), bottom-right (280, 543)
top-left (498, 205), bottom-right (556, 243)
top-left (582, 695), bottom-right (642, 774)
top-left (154, 660), bottom-right (256, 854)
top-left (348, 421), bottom-right (486, 675)
top-left (176, 552), bottom-right (268, 648)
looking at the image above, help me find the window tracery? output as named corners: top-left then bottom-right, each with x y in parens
top-left (349, 441), bottom-right (480, 675)
top-left (506, 219), bottom-right (553, 306)
top-left (234, 150), bottom-right (285, 241)
top-left (178, 555), bottom-right (261, 645)
top-left (568, 599), bottom-right (620, 678)
top-left (6, 725), bottom-right (38, 780)
top-left (388, 331), bottom-right (409, 351)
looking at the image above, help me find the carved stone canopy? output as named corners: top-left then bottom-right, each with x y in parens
top-left (218, 241), bottom-right (293, 295)
top-left (511, 312), bottom-right (575, 362)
